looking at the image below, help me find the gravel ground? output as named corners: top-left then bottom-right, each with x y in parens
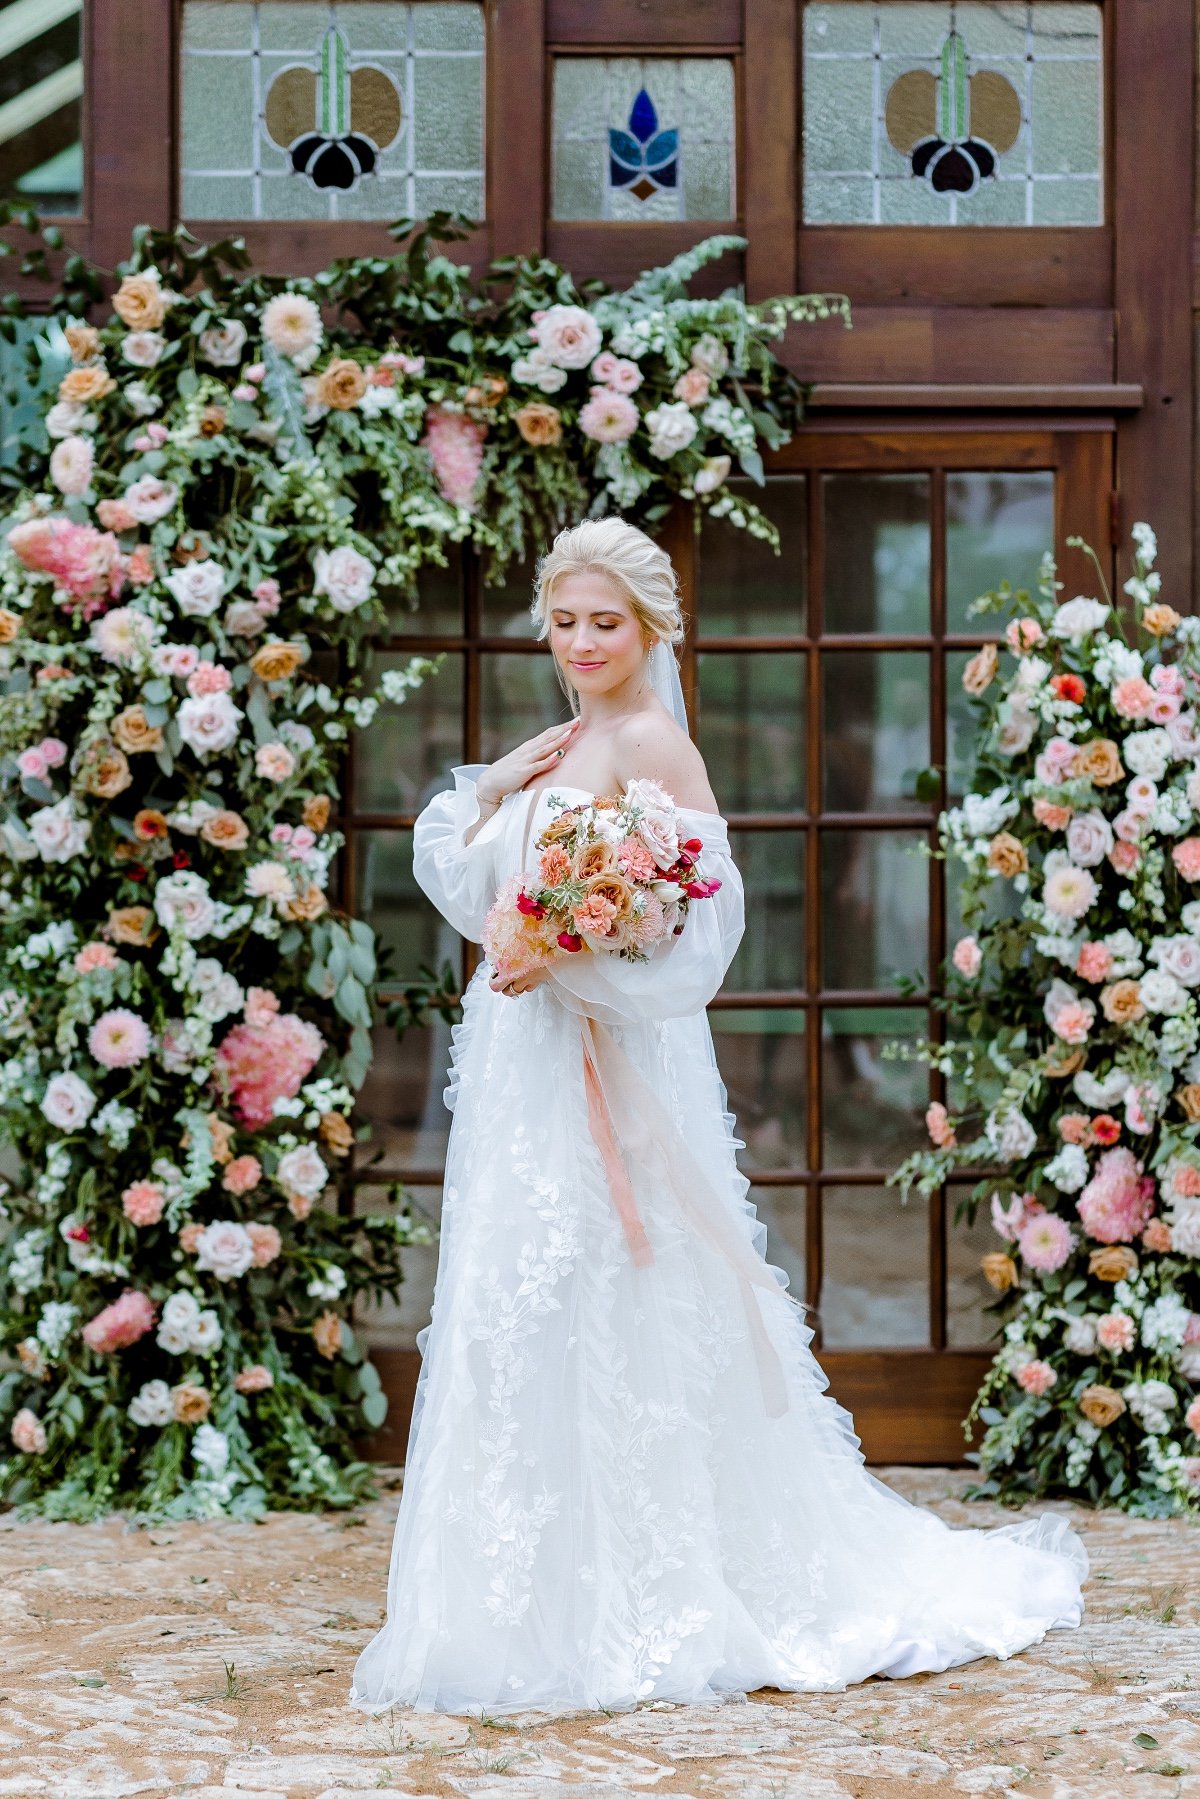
top-left (0, 1466), bottom-right (1197, 1799)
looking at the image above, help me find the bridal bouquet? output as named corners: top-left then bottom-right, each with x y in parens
top-left (482, 779), bottom-right (721, 981)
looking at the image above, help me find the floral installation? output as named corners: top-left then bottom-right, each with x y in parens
top-left (482, 779), bottom-right (721, 982)
top-left (893, 523), bottom-right (1200, 1517)
top-left (0, 213), bottom-right (842, 1520)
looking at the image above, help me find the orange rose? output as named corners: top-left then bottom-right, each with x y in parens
top-left (132, 808), bottom-right (169, 840)
top-left (1101, 979), bottom-right (1145, 1025)
top-left (64, 322), bottom-right (101, 362)
top-left (319, 1111), bottom-right (354, 1157)
top-left (514, 402), bottom-right (563, 446)
top-left (112, 271), bottom-right (167, 330)
top-left (1177, 1083), bottom-right (1200, 1123)
top-left (539, 810), bottom-right (579, 845)
top-left (987, 832), bottom-right (1027, 878)
top-left (59, 364), bottom-right (115, 404)
top-left (80, 747), bottom-right (132, 798)
top-left (1088, 1244), bottom-right (1138, 1282)
top-left (171, 1382), bottom-right (211, 1424)
top-left (573, 841), bottom-right (617, 880)
top-left (1071, 739), bottom-right (1124, 787)
top-left (1141, 604), bottom-right (1181, 637)
top-left (1044, 1046), bottom-right (1085, 1079)
top-left (1079, 1384), bottom-right (1126, 1427)
top-left (207, 1113), bottom-right (235, 1164)
top-left (302, 794), bottom-right (331, 833)
top-left (105, 905), bottom-right (157, 946)
top-left (280, 883), bottom-right (328, 922)
top-left (981, 1252), bottom-right (1018, 1293)
top-left (464, 374), bottom-right (508, 408)
top-left (0, 608), bottom-right (21, 645)
top-left (111, 705), bottom-right (163, 755)
top-left (585, 873), bottom-right (636, 926)
top-left (313, 1311), bottom-right (343, 1359)
top-left (315, 358), bottom-right (368, 410)
top-left (249, 640), bottom-right (306, 682)
top-left (200, 809), bottom-right (250, 851)
top-left (961, 643), bottom-right (999, 696)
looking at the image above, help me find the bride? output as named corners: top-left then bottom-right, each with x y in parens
top-left (350, 516), bottom-right (1088, 1718)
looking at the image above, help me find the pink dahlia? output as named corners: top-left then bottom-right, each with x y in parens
top-left (1017, 1211), bottom-right (1075, 1272)
top-left (213, 1009), bottom-right (324, 1129)
top-left (81, 1289), bottom-right (155, 1353)
top-left (7, 515), bottom-right (125, 616)
top-left (578, 385), bottom-right (638, 444)
top-left (422, 406), bottom-right (486, 510)
top-left (1076, 1146), bottom-right (1156, 1243)
top-left (88, 1007), bottom-right (152, 1069)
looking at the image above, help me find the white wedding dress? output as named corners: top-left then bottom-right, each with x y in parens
top-left (350, 770), bottom-right (1088, 1718)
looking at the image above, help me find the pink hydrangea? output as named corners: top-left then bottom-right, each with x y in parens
top-left (422, 406), bottom-right (486, 510)
top-left (1096, 1311), bottom-right (1135, 1353)
top-left (81, 1289), bottom-right (156, 1353)
top-left (1017, 1211), bottom-right (1075, 1272)
top-left (213, 1008), bottom-right (324, 1128)
top-left (121, 1180), bottom-right (166, 1226)
top-left (1075, 941), bottom-right (1112, 983)
top-left (1016, 1359), bottom-right (1058, 1397)
top-left (952, 936), bottom-right (982, 978)
top-left (88, 1007), bottom-right (152, 1069)
top-left (1076, 1147), bottom-right (1156, 1243)
top-left (7, 515), bottom-right (126, 616)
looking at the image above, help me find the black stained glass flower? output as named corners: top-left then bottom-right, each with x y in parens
top-left (885, 31), bottom-right (1021, 200)
top-left (264, 26), bottom-right (402, 195)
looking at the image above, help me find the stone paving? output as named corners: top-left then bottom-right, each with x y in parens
top-left (0, 1467), bottom-right (1197, 1799)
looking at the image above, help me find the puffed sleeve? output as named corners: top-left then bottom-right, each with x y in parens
top-left (547, 808), bottom-right (745, 1026)
top-left (411, 764), bottom-right (507, 944)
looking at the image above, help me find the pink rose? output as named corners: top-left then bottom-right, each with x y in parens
top-left (1173, 839), bottom-right (1200, 882)
top-left (244, 986), bottom-right (280, 1028)
top-left (1111, 675), bottom-right (1155, 719)
top-left (1035, 737), bottom-right (1078, 785)
top-left (11, 1408), bottom-right (47, 1454)
top-left (1052, 1000), bottom-right (1094, 1045)
top-left (75, 941), bottom-right (118, 974)
top-left (1006, 618), bottom-right (1045, 652)
top-left (121, 1180), bottom-right (166, 1226)
top-left (1033, 799), bottom-right (1073, 831)
top-left (925, 1102), bottom-right (956, 1148)
top-left (82, 1290), bottom-right (156, 1353)
top-left (234, 1364), bottom-right (274, 1393)
top-left (672, 367), bottom-right (710, 407)
top-left (1016, 1359), bottom-right (1058, 1396)
top-left (952, 936), bottom-right (982, 978)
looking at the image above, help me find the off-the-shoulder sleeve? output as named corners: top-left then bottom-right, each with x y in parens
top-left (548, 809), bottom-right (745, 1026)
top-left (411, 764), bottom-right (507, 944)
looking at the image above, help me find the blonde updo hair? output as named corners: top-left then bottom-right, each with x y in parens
top-left (531, 518), bottom-right (684, 713)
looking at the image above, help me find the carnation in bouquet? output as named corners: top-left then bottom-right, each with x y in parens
top-left (482, 778), bottom-right (721, 983)
top-left (891, 522), bottom-right (1200, 1516)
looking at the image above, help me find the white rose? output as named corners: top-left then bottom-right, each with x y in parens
top-left (313, 545), bottom-right (374, 613)
top-left (644, 401), bottom-right (699, 460)
top-left (198, 319), bottom-right (248, 366)
top-left (1066, 810), bottom-right (1113, 868)
top-left (161, 1291), bottom-right (200, 1334)
top-left (177, 690), bottom-right (244, 756)
top-left (165, 559), bottom-right (226, 617)
top-left (1014, 655), bottom-right (1051, 692)
top-left (49, 434), bottom-right (94, 496)
top-left (624, 777), bottom-right (681, 869)
top-left (1139, 969), bottom-right (1187, 1015)
top-left (1123, 1379), bottom-right (1178, 1435)
top-left (1050, 596), bottom-right (1110, 644)
top-left (984, 1108), bottom-right (1037, 1163)
top-left (29, 798), bottom-right (90, 863)
top-left (1166, 1197), bottom-right (1200, 1258)
top-left (994, 695), bottom-right (1037, 756)
top-left (530, 303), bottom-right (602, 370)
top-left (45, 399), bottom-right (94, 438)
top-left (128, 1379), bottom-right (175, 1427)
top-left (224, 600), bottom-right (268, 637)
top-left (194, 1219), bottom-right (255, 1281)
top-left (276, 1143), bottom-right (329, 1200)
top-left (40, 1071), bottom-right (96, 1130)
top-left (511, 348), bottom-right (568, 393)
top-left (168, 799), bottom-right (221, 836)
top-left (1149, 935), bottom-right (1200, 988)
top-left (125, 381), bottom-right (160, 418)
top-left (1123, 728), bottom-right (1172, 780)
top-left (153, 870), bottom-right (218, 940)
top-left (188, 1308), bottom-right (224, 1352)
top-left (123, 476), bottom-right (178, 523)
top-left (693, 455), bottom-right (731, 495)
top-left (121, 331), bottom-right (165, 368)
top-left (1166, 712), bottom-right (1200, 760)
top-left (961, 789), bottom-right (1017, 837)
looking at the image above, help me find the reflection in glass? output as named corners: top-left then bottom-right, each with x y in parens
top-left (355, 831), bottom-right (446, 982)
top-left (354, 1183), bottom-right (442, 1349)
top-left (387, 546), bottom-right (464, 636)
top-left (822, 651), bottom-right (929, 812)
top-left (710, 1010), bottom-right (806, 1169)
top-left (0, 4), bottom-right (83, 214)
top-left (698, 476), bottom-right (806, 634)
top-left (946, 470), bottom-right (1055, 633)
top-left (354, 654), bottom-right (463, 813)
top-left (820, 1184), bottom-right (929, 1346)
top-left (945, 649), bottom-right (981, 797)
top-left (480, 652), bottom-right (569, 761)
top-left (698, 652), bottom-right (804, 811)
top-left (821, 474), bottom-right (930, 632)
top-left (726, 832), bottom-right (805, 992)
top-left (821, 1007), bottom-right (927, 1170)
top-left (481, 556), bottom-right (538, 630)
top-left (946, 1186), bottom-right (1004, 1349)
top-left (750, 1184), bottom-right (806, 1306)
top-left (356, 1022), bottom-right (452, 1170)
top-left (821, 831), bottom-right (927, 990)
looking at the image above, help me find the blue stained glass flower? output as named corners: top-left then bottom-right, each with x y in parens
top-left (608, 87), bottom-right (679, 199)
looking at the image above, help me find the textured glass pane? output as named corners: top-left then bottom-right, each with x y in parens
top-left (481, 556), bottom-right (537, 628)
top-left (355, 830), bottom-right (443, 978)
top-left (711, 1011), bottom-right (806, 1171)
top-left (479, 652), bottom-right (569, 763)
top-left (821, 1185), bottom-right (930, 1346)
top-left (752, 1184), bottom-right (807, 1304)
top-left (727, 832), bottom-right (805, 993)
top-left (821, 1006), bottom-right (927, 1170)
top-left (822, 474), bottom-right (930, 632)
top-left (386, 546), bottom-right (464, 635)
top-left (180, 2), bottom-right (484, 221)
top-left (355, 1183), bottom-right (441, 1349)
top-left (946, 470), bottom-right (1055, 632)
top-left (802, 3), bottom-right (1103, 226)
top-left (698, 654), bottom-right (805, 812)
top-left (0, 0), bottom-right (83, 212)
top-left (946, 649), bottom-right (983, 798)
top-left (822, 653), bottom-right (930, 813)
top-left (551, 55), bottom-right (735, 222)
top-left (356, 1024), bottom-right (452, 1167)
top-left (821, 831), bottom-right (928, 990)
top-left (946, 1186), bottom-right (1004, 1349)
top-left (354, 654), bottom-right (463, 812)
top-left (698, 477), bottom-right (807, 635)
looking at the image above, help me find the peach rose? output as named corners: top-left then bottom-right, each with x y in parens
top-left (207, 1114), bottom-right (236, 1163)
top-left (573, 841), bottom-right (617, 880)
top-left (1101, 979), bottom-right (1145, 1025)
top-left (59, 364), bottom-right (116, 404)
top-left (80, 748), bottom-right (132, 799)
top-left (1079, 1383), bottom-right (1126, 1427)
top-left (11, 1408), bottom-right (48, 1454)
top-left (315, 358), bottom-right (368, 409)
top-left (121, 1180), bottom-right (166, 1226)
top-left (302, 794), bottom-right (331, 833)
top-left (961, 643), bottom-right (999, 696)
top-left (0, 608), bottom-right (21, 644)
top-left (1071, 739), bottom-right (1124, 786)
top-left (1172, 839), bottom-right (1200, 882)
top-left (113, 270), bottom-right (167, 329)
top-left (106, 905), bottom-right (157, 946)
top-left (1088, 1244), bottom-right (1138, 1282)
top-left (1142, 603), bottom-right (1181, 637)
top-left (287, 1191), bottom-right (314, 1221)
top-left (1143, 1218), bottom-right (1173, 1252)
top-left (987, 832), bottom-right (1028, 878)
top-left (171, 1382), bottom-right (212, 1424)
top-left (200, 810), bottom-right (250, 851)
top-left (514, 402), bottom-right (563, 446)
top-left (1176, 1084), bottom-right (1200, 1123)
top-left (280, 884), bottom-right (328, 922)
top-left (179, 1221), bottom-right (205, 1254)
top-left (234, 1364), bottom-right (274, 1394)
top-left (111, 705), bottom-right (164, 755)
top-left (981, 1252), bottom-right (1019, 1293)
top-left (246, 1222), bottom-right (282, 1267)
top-left (318, 1111), bottom-right (354, 1157)
top-left (313, 1310), bottom-right (343, 1359)
top-left (1044, 1045), bottom-right (1085, 1079)
top-left (64, 322), bottom-right (101, 362)
top-left (249, 640), bottom-right (305, 682)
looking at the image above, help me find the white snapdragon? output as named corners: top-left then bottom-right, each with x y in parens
top-left (1122, 1379), bottom-right (1178, 1435)
top-left (1044, 1143), bottom-right (1089, 1193)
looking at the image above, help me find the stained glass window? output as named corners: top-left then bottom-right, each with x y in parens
top-left (803, 2), bottom-right (1103, 225)
top-left (0, 0), bottom-right (83, 215)
top-left (552, 57), bottom-right (736, 222)
top-left (180, 2), bottom-right (484, 222)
